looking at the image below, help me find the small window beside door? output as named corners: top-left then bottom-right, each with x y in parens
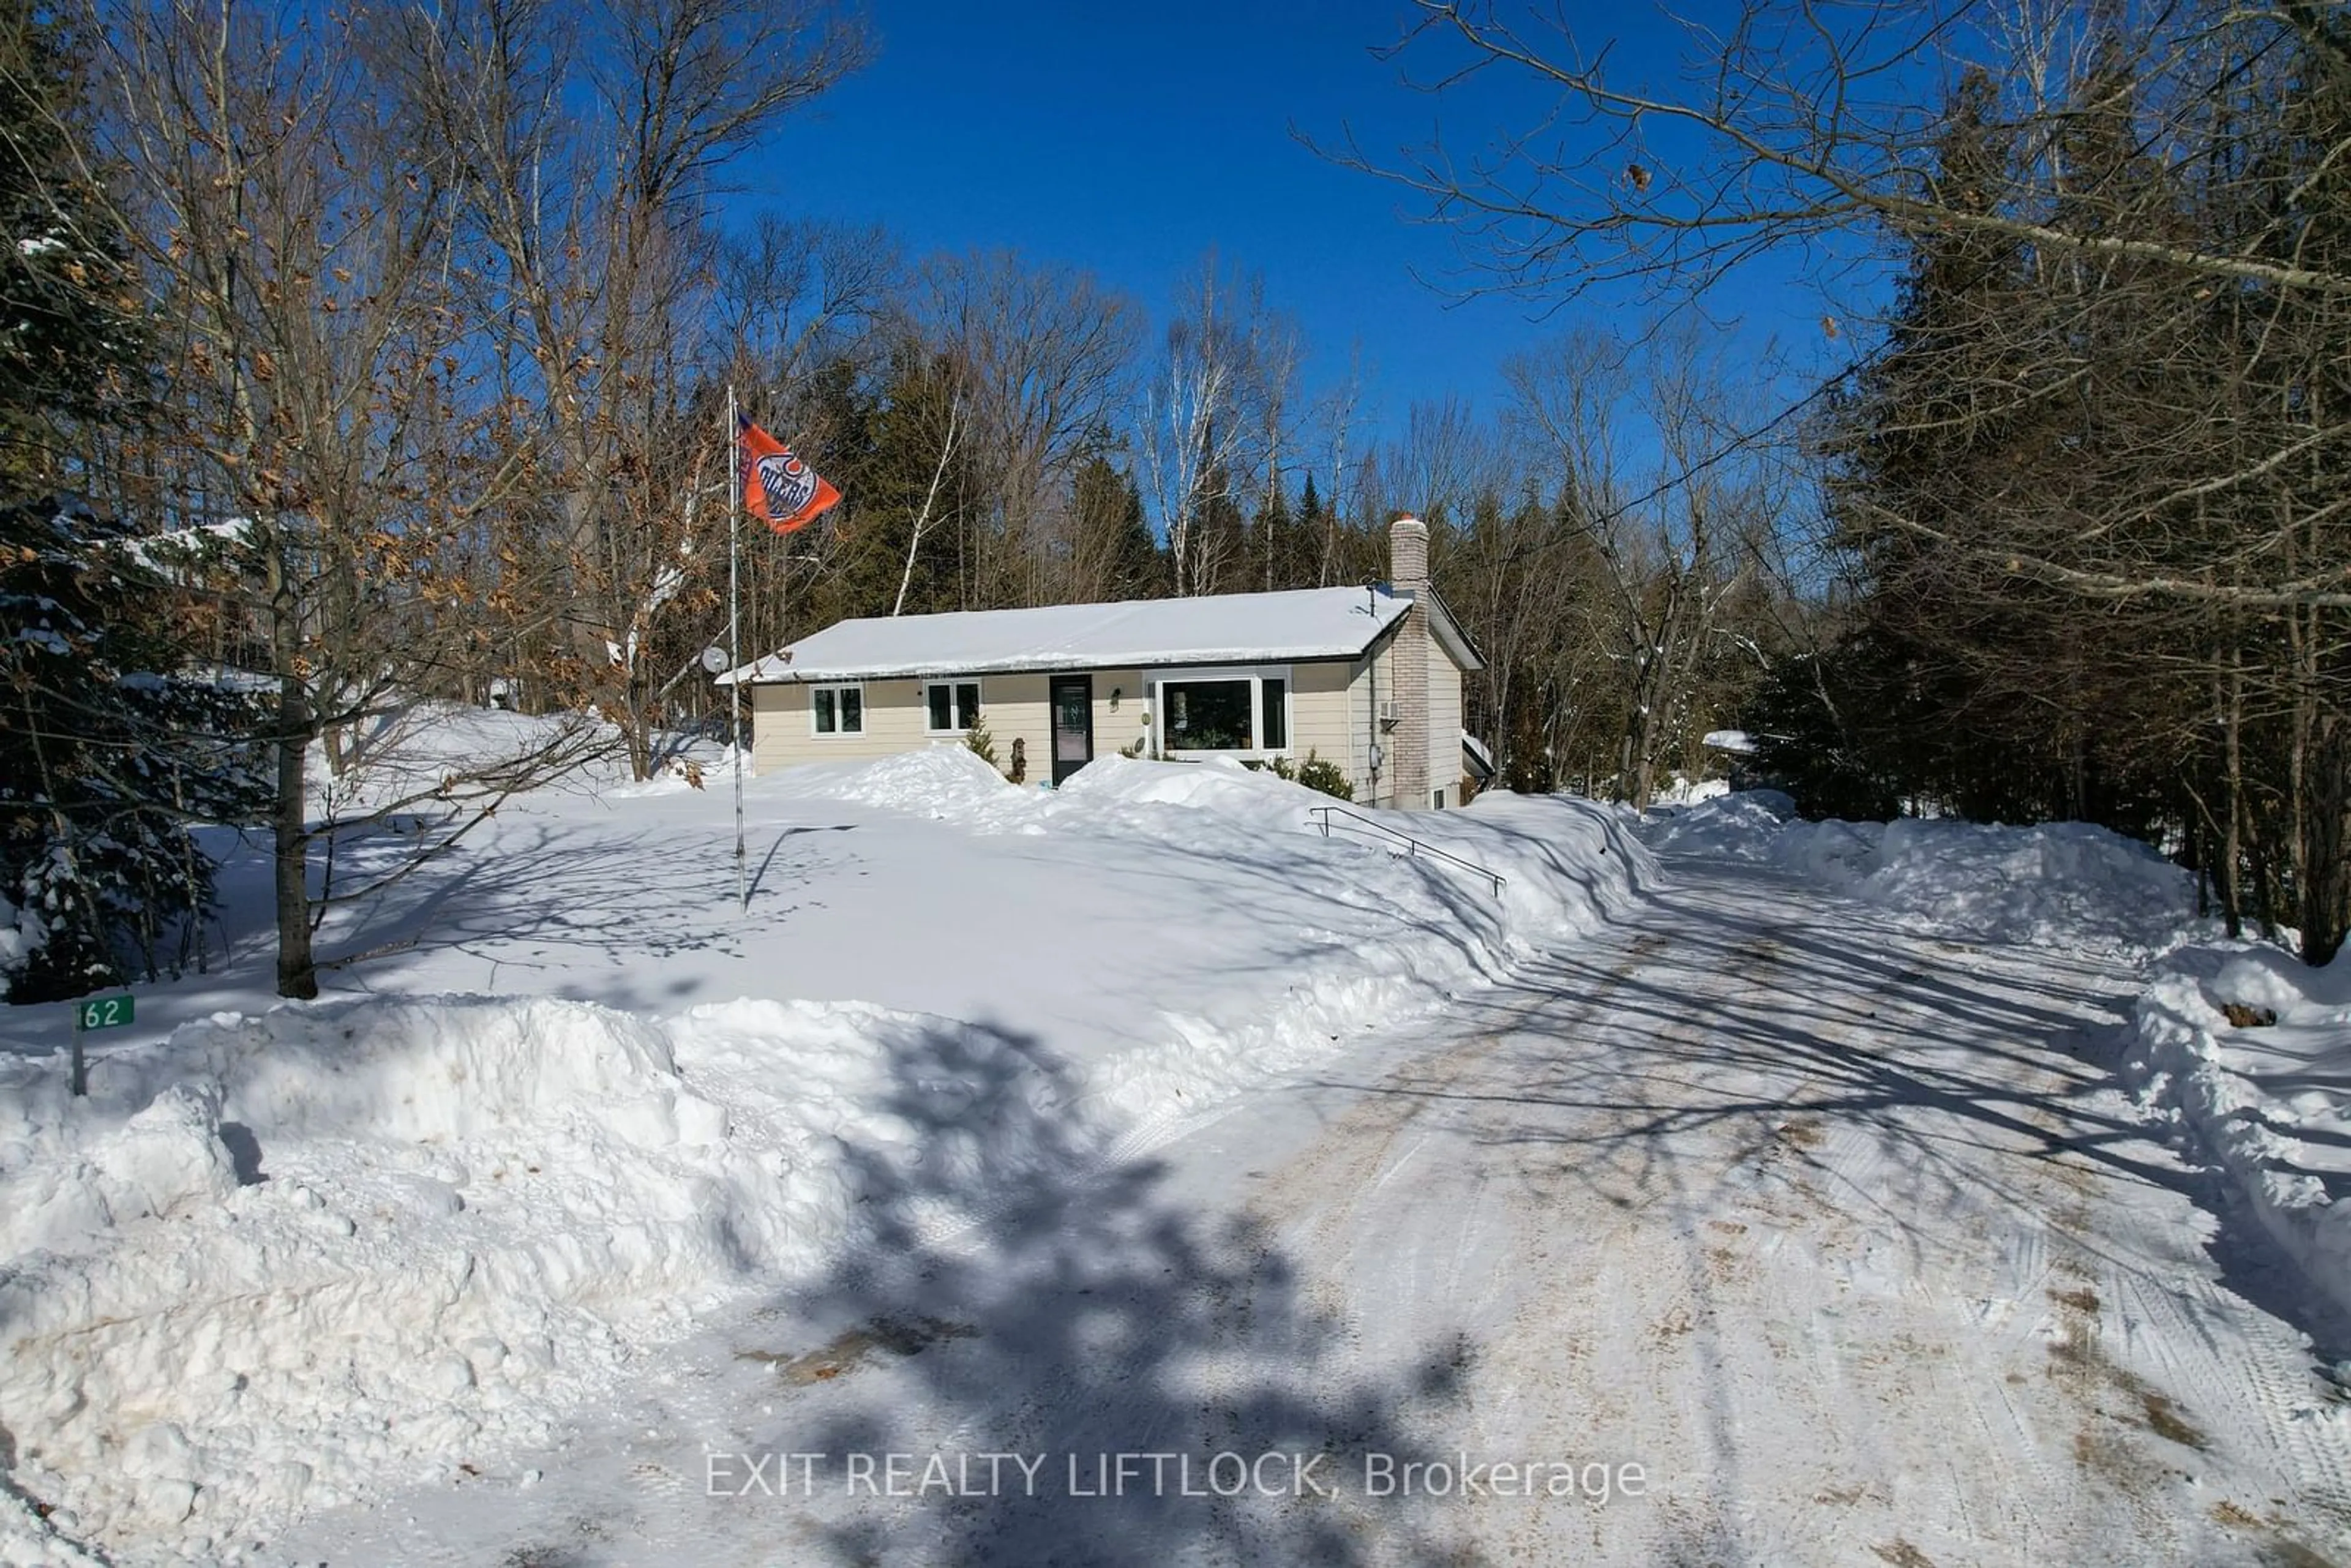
top-left (925, 680), bottom-right (982, 734)
top-left (811, 683), bottom-right (864, 735)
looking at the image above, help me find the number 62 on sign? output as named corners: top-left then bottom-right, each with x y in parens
top-left (75, 995), bottom-right (135, 1031)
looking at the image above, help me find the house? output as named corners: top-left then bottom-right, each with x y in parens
top-left (718, 518), bottom-right (1484, 809)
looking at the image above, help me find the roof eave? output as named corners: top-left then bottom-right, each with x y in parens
top-left (1404, 587), bottom-right (1487, 672)
top-left (731, 643), bottom-right (1392, 685)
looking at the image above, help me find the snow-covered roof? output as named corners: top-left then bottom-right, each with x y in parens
top-left (720, 587), bottom-right (1444, 684)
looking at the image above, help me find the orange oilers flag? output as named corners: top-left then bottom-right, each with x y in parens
top-left (738, 415), bottom-right (841, 533)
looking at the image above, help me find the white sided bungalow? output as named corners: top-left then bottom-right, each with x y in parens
top-left (719, 519), bottom-right (1488, 809)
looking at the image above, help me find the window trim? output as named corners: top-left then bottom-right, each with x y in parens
top-left (808, 681), bottom-right (866, 737)
top-left (922, 678), bottom-right (984, 735)
top-left (1149, 665), bottom-right (1294, 759)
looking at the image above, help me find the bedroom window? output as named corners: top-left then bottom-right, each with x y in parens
top-left (925, 680), bottom-right (982, 733)
top-left (811, 683), bottom-right (864, 735)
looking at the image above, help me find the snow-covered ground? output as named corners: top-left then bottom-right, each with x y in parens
top-left (267, 799), bottom-right (2350, 1567)
top-left (1648, 789), bottom-right (2197, 955)
top-left (6, 725), bottom-right (2350, 1566)
top-left (1650, 790), bottom-right (2351, 1366)
top-left (2128, 942), bottom-right (2351, 1328)
top-left (0, 714), bottom-right (1646, 1562)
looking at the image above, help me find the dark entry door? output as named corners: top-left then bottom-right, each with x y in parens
top-left (1049, 674), bottom-right (1093, 786)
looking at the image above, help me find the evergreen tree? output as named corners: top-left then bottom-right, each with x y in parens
top-left (0, 2), bottom-right (131, 478)
top-left (0, 1), bottom-right (266, 1000)
top-left (1821, 67), bottom-right (2107, 820)
top-left (1189, 451), bottom-right (1248, 596)
top-left (809, 345), bottom-right (959, 623)
top-left (1069, 456), bottom-right (1163, 600)
top-left (1296, 471), bottom-right (1327, 585)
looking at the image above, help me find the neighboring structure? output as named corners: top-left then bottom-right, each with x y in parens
top-left (719, 519), bottom-right (1485, 809)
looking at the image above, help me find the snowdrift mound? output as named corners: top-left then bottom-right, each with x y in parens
top-left (2126, 944), bottom-right (2351, 1322)
top-left (0, 994), bottom-right (1103, 1558)
top-left (795, 754), bottom-right (1662, 1127)
top-left (779, 751), bottom-right (1656, 941)
top-left (1646, 793), bottom-right (2192, 953)
top-left (768, 742), bottom-right (1022, 822)
top-left (1052, 751), bottom-right (1314, 826)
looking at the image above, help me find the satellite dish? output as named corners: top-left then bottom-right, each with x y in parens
top-left (700, 645), bottom-right (731, 674)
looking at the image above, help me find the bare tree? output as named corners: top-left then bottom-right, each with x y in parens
top-left (894, 390), bottom-right (964, 615)
top-left (1333, 0), bottom-right (2351, 602)
top-left (1142, 254), bottom-right (1283, 597)
top-left (91, 0), bottom-right (610, 997)
top-left (1311, 343), bottom-right (1371, 586)
top-left (390, 0), bottom-right (869, 773)
top-left (1505, 328), bottom-right (1770, 806)
top-left (917, 250), bottom-right (1138, 607)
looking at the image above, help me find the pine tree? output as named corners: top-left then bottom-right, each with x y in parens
top-left (1068, 456), bottom-right (1163, 601)
top-left (1821, 67), bottom-right (2079, 820)
top-left (0, 2), bottom-right (132, 479)
top-left (811, 345), bottom-right (958, 623)
top-left (0, 1), bottom-right (266, 1000)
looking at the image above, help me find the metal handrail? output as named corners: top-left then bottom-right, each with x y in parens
top-left (1306, 805), bottom-right (1506, 896)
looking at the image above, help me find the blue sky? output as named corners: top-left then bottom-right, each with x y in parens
top-left (751, 1), bottom-right (1854, 457)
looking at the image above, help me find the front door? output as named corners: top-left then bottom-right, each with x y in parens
top-left (1049, 674), bottom-right (1093, 786)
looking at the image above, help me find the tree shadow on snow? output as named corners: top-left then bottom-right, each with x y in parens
top-left (689, 1017), bottom-right (1473, 1567)
top-left (1340, 856), bottom-right (2351, 1370)
top-left (298, 820), bottom-right (864, 1010)
top-left (419, 1013), bottom-right (1480, 1568)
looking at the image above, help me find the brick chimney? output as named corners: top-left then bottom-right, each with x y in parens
top-left (1389, 516), bottom-right (1431, 808)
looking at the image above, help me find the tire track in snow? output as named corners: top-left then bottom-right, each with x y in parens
top-left (1221, 857), bottom-right (2351, 1567)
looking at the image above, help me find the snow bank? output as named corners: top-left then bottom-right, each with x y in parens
top-left (2, 1491), bottom-right (102, 1568)
top-left (0, 994), bottom-right (1108, 1557)
top-left (779, 751), bottom-right (1651, 949)
top-left (778, 753), bottom-right (1654, 1134)
top-left (2125, 944), bottom-right (2351, 1322)
top-left (1650, 774), bottom-right (1731, 807)
top-left (768, 741), bottom-right (1026, 823)
top-left (1646, 792), bottom-right (2192, 953)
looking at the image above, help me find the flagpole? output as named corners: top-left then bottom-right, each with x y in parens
top-left (728, 384), bottom-right (746, 915)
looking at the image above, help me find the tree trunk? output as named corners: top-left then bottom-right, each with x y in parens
top-left (2301, 715), bottom-right (2351, 965)
top-left (269, 546), bottom-right (318, 1000)
top-left (273, 689), bottom-right (318, 999)
top-left (2218, 656), bottom-right (2244, 937)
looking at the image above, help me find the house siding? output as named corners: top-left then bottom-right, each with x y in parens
top-left (976, 673), bottom-right (1049, 779)
top-left (750, 679), bottom-right (940, 773)
top-left (1344, 631), bottom-right (1409, 806)
top-left (1289, 660), bottom-right (1356, 788)
top-left (977, 669), bottom-right (1152, 781)
top-left (1088, 670), bottom-right (1153, 762)
top-left (751, 669), bottom-right (1152, 782)
top-left (1429, 650), bottom-right (1463, 808)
